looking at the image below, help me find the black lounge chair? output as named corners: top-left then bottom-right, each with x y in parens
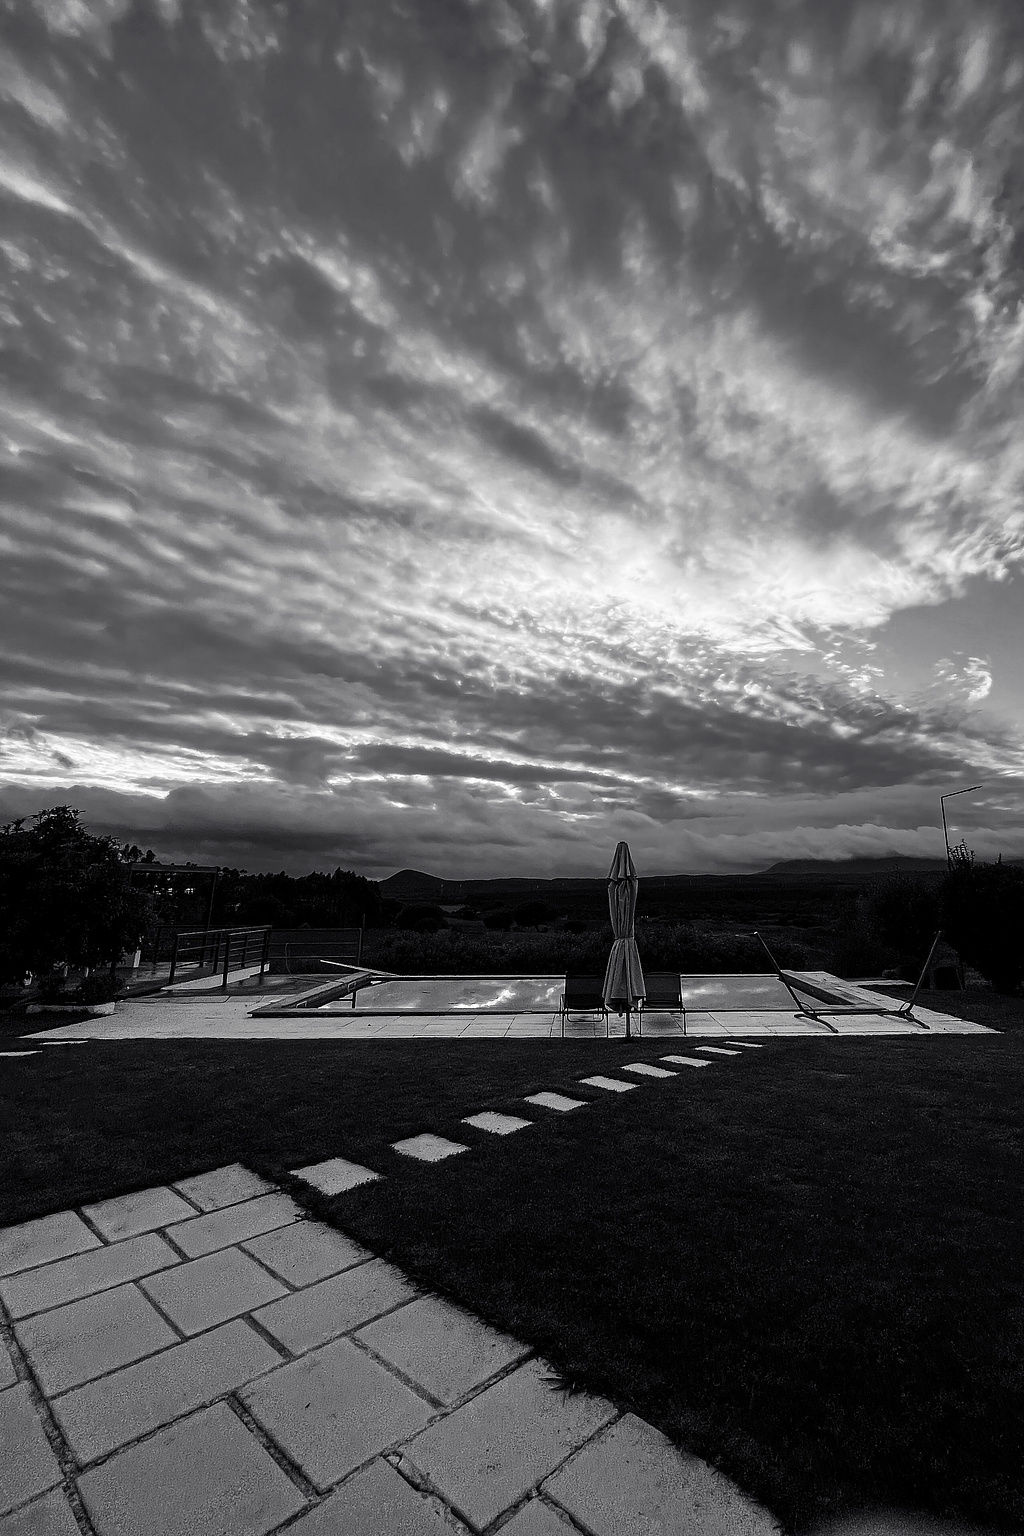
top-left (639, 972), bottom-right (684, 1035)
top-left (559, 974), bottom-right (608, 1037)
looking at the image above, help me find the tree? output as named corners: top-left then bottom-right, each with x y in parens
top-left (512, 900), bottom-right (557, 930)
top-left (863, 873), bottom-right (941, 963)
top-left (942, 859), bottom-right (1024, 994)
top-left (0, 806), bottom-right (154, 987)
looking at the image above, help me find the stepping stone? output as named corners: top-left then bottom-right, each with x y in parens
top-left (0, 1210), bottom-right (100, 1279)
top-left (660, 1056), bottom-right (711, 1068)
top-left (578, 1076), bottom-right (636, 1093)
top-left (725, 1041), bottom-right (764, 1048)
top-left (83, 1185), bottom-right (195, 1242)
top-left (524, 1092), bottom-right (585, 1112)
top-left (77, 1400), bottom-right (304, 1536)
top-left (462, 1112), bottom-right (533, 1135)
top-left (695, 1046), bottom-right (741, 1056)
top-left (0, 1051), bottom-right (37, 1057)
top-left (621, 1063), bottom-right (676, 1079)
top-left (392, 1134), bottom-right (468, 1162)
top-left (290, 1156), bottom-right (380, 1195)
top-left (172, 1164), bottom-right (276, 1213)
top-left (39, 1040), bottom-right (87, 1046)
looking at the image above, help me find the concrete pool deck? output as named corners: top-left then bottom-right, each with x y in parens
top-left (19, 973), bottom-right (992, 1043)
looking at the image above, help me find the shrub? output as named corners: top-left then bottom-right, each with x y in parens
top-left (362, 924), bottom-right (816, 977)
top-left (942, 861), bottom-right (1024, 994)
top-left (36, 971), bottom-right (125, 1005)
top-left (396, 904), bottom-right (448, 933)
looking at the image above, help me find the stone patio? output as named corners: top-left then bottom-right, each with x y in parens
top-left (0, 1166), bottom-right (781, 1535)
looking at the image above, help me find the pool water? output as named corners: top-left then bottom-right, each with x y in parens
top-left (322, 973), bottom-right (809, 1014)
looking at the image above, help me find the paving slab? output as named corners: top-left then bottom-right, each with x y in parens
top-left (499, 1499), bottom-right (579, 1535)
top-left (660, 1056), bottom-right (712, 1069)
top-left (357, 1295), bottom-right (530, 1407)
top-left (290, 1156), bottom-right (380, 1195)
top-left (462, 1111), bottom-right (533, 1135)
top-left (242, 1221), bottom-right (371, 1288)
top-left (253, 1257), bottom-right (416, 1354)
top-left (15, 1282), bottom-right (177, 1397)
top-left (171, 1165), bottom-right (276, 1213)
top-left (543, 1411), bottom-right (779, 1535)
top-left (77, 1400), bottom-right (305, 1536)
top-left (403, 1357), bottom-right (616, 1532)
top-left (0, 1212), bottom-right (100, 1279)
top-left (0, 1052), bottom-right (38, 1058)
top-left (165, 1192), bottom-right (302, 1259)
top-left (578, 1076), bottom-right (636, 1093)
top-left (284, 1456), bottom-right (458, 1535)
top-left (0, 1488), bottom-right (80, 1536)
top-left (621, 1063), bottom-right (677, 1079)
top-left (53, 1317), bottom-right (283, 1465)
top-left (241, 1336), bottom-right (434, 1492)
top-left (140, 1247), bottom-right (287, 1336)
top-left (1, 1234), bottom-right (179, 1320)
top-left (695, 1046), bottom-right (742, 1057)
top-left (0, 1338), bottom-right (15, 1391)
top-left (392, 1134), bottom-right (468, 1162)
top-left (725, 1041), bottom-right (764, 1048)
top-left (82, 1186), bottom-right (196, 1243)
top-left (0, 1384), bottom-right (62, 1517)
top-left (523, 1092), bottom-right (585, 1112)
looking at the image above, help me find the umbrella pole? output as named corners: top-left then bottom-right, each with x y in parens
top-left (625, 1005), bottom-right (631, 1040)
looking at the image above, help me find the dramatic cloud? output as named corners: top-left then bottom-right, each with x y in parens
top-left (1, 0), bottom-right (1023, 873)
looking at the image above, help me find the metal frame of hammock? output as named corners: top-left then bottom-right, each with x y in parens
top-left (752, 931), bottom-right (940, 1032)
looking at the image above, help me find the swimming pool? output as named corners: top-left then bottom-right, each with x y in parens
top-left (320, 973), bottom-right (815, 1014)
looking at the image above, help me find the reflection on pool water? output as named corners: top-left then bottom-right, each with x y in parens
top-left (321, 973), bottom-right (811, 1014)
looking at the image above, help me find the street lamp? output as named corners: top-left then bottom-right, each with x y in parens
top-left (939, 786), bottom-right (982, 870)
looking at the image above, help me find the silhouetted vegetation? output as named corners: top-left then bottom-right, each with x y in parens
top-left (0, 806), bottom-right (153, 989)
top-left (942, 857), bottom-right (1024, 995)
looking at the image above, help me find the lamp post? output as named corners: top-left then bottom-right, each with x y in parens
top-left (940, 785), bottom-right (982, 870)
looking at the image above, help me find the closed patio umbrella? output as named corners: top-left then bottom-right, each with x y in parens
top-left (602, 840), bottom-right (645, 1039)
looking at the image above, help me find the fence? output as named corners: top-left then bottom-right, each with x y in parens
top-left (158, 926), bottom-right (272, 988)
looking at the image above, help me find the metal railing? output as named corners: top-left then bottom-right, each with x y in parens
top-left (165, 926), bottom-right (272, 989)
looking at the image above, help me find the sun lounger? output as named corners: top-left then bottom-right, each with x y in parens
top-left (559, 974), bottom-right (609, 1037)
top-left (639, 972), bottom-right (684, 1035)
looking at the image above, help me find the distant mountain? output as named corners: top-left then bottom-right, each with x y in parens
top-left (760, 856), bottom-right (949, 876)
top-left (378, 869), bottom-right (446, 900)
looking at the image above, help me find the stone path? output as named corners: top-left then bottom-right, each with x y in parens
top-left (0, 1164), bottom-right (780, 1535)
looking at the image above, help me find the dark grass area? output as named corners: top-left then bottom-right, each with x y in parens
top-left (0, 1034), bottom-right (691, 1224)
top-left (865, 983), bottom-right (1024, 1032)
top-left (2, 1031), bottom-right (1022, 1532)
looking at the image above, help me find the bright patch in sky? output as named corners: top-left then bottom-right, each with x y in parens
top-left (0, 0), bottom-right (1022, 873)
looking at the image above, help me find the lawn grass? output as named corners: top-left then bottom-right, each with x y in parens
top-left (2, 1030), bottom-right (1021, 1532)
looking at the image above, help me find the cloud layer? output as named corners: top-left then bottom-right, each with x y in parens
top-left (1, 0), bottom-right (1023, 872)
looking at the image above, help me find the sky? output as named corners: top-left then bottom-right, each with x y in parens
top-left (1, 0), bottom-right (1023, 878)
